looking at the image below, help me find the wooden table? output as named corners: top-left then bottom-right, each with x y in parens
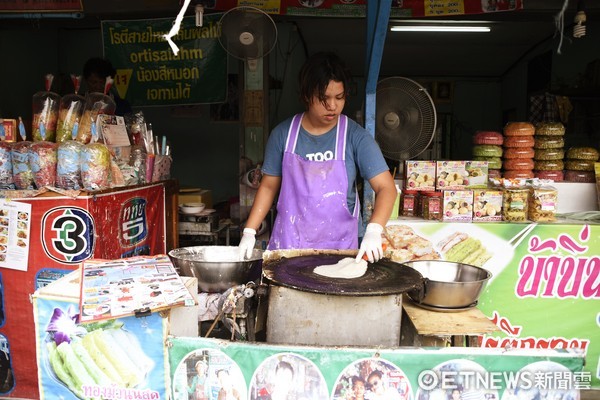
top-left (400, 296), bottom-right (499, 347)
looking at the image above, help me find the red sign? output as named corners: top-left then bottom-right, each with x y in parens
top-left (0, 183), bottom-right (166, 399)
top-left (210, 0), bottom-right (522, 16)
top-left (0, 0), bottom-right (82, 12)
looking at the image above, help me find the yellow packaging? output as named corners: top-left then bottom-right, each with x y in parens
top-left (390, 183), bottom-right (401, 220)
top-left (179, 188), bottom-right (213, 208)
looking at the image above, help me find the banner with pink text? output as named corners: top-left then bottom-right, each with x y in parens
top-left (387, 220), bottom-right (599, 389)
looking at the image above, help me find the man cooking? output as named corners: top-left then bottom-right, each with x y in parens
top-left (238, 52), bottom-right (396, 263)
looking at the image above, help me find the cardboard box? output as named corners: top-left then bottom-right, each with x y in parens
top-left (473, 189), bottom-right (503, 222)
top-left (465, 160), bottom-right (489, 189)
top-left (436, 160), bottom-right (468, 190)
top-left (404, 161), bottom-right (436, 191)
top-left (442, 190), bottom-right (473, 222)
top-left (179, 187), bottom-right (212, 208)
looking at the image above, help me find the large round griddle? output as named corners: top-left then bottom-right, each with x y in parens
top-left (262, 254), bottom-right (424, 296)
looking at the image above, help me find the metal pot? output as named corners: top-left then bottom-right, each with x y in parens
top-left (403, 260), bottom-right (491, 310)
top-left (168, 246), bottom-right (263, 293)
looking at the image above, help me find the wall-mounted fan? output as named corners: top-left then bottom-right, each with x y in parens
top-left (218, 6), bottom-right (277, 69)
top-left (375, 77), bottom-right (436, 162)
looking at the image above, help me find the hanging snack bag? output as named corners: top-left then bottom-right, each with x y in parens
top-left (56, 74), bottom-right (85, 143)
top-left (81, 143), bottom-right (111, 191)
top-left (32, 74), bottom-right (60, 142)
top-left (76, 77), bottom-right (116, 144)
top-left (0, 142), bottom-right (13, 189)
top-left (81, 143), bottom-right (110, 191)
top-left (29, 141), bottom-right (58, 188)
top-left (56, 140), bottom-right (84, 190)
top-left (11, 118), bottom-right (34, 190)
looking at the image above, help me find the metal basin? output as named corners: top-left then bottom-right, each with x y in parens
top-left (403, 260), bottom-right (491, 310)
top-left (168, 246), bottom-right (263, 293)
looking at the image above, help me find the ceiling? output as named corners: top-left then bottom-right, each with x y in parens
top-left (290, 1), bottom-right (600, 78)
top-left (3, 0), bottom-right (599, 79)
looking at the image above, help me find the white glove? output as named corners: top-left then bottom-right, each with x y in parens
top-left (239, 227), bottom-right (256, 259)
top-left (356, 223), bottom-right (384, 263)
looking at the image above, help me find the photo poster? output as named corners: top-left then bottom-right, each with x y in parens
top-left (169, 336), bottom-right (585, 400)
top-left (78, 255), bottom-right (196, 323)
top-left (385, 220), bottom-right (600, 389)
top-left (34, 294), bottom-right (168, 400)
top-left (0, 199), bottom-right (32, 271)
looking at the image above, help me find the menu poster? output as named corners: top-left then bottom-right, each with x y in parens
top-left (0, 199), bottom-right (32, 271)
top-left (79, 254), bottom-right (196, 323)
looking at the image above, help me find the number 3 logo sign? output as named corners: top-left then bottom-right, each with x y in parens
top-left (42, 207), bottom-right (96, 264)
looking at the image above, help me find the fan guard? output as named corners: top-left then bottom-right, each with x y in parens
top-left (218, 6), bottom-right (278, 61)
top-left (375, 77), bottom-right (436, 161)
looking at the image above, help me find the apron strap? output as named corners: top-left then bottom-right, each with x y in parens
top-left (284, 113), bottom-right (303, 153)
top-left (335, 115), bottom-right (348, 161)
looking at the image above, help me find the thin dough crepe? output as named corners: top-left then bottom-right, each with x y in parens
top-left (313, 257), bottom-right (368, 279)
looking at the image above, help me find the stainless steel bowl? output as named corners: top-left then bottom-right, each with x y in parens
top-left (403, 260), bottom-right (491, 310)
top-left (168, 246), bottom-right (263, 293)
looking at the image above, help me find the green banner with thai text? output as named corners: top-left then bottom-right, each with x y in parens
top-left (101, 14), bottom-right (227, 107)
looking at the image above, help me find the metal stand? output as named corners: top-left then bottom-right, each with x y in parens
top-left (178, 211), bottom-right (231, 246)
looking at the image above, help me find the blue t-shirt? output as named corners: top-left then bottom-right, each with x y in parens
top-left (262, 115), bottom-right (389, 214)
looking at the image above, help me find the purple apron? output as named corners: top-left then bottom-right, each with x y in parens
top-left (268, 113), bottom-right (359, 250)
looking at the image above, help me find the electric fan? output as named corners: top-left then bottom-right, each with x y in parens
top-left (374, 77), bottom-right (437, 162)
top-left (218, 6), bottom-right (277, 67)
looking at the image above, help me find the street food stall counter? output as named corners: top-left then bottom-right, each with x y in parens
top-left (0, 180), bottom-right (177, 399)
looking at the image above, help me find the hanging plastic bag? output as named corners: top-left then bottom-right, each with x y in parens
top-left (32, 74), bottom-right (60, 142)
